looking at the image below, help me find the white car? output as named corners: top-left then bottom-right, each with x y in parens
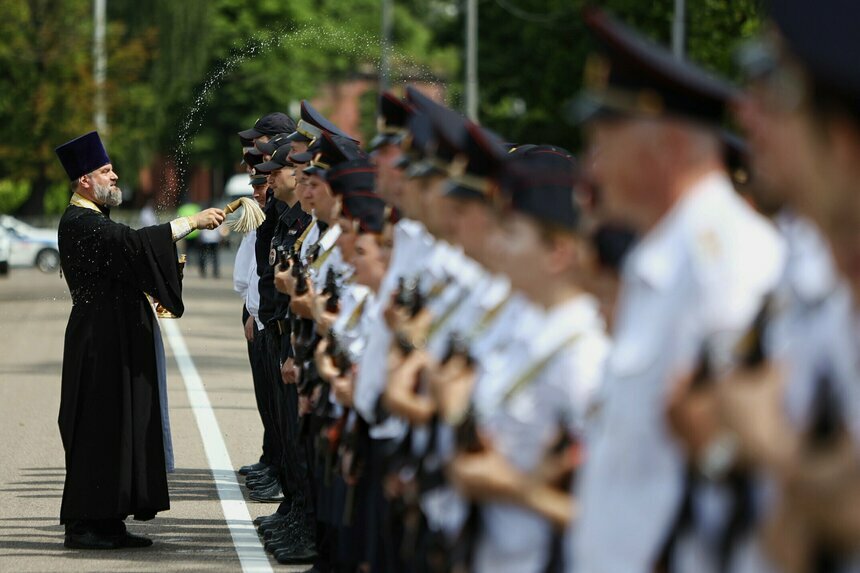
top-left (0, 227), bottom-right (10, 276)
top-left (0, 215), bottom-right (61, 273)
top-left (224, 173), bottom-right (253, 198)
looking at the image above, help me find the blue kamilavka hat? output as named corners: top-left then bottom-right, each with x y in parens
top-left (55, 131), bottom-right (111, 181)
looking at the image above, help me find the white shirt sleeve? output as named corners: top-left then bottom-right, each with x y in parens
top-left (233, 231), bottom-right (255, 296)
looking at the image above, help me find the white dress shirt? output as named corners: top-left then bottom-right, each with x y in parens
top-left (233, 229), bottom-right (263, 329)
top-left (354, 218), bottom-right (434, 439)
top-left (572, 172), bottom-right (785, 573)
top-left (474, 294), bottom-right (609, 573)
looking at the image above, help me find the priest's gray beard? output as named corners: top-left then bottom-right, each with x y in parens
top-left (93, 181), bottom-right (123, 207)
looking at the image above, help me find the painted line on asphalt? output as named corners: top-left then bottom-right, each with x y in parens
top-left (161, 318), bottom-right (274, 573)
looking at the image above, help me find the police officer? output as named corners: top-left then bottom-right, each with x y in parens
top-left (569, 8), bottom-right (785, 573)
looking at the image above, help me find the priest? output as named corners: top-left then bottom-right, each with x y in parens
top-left (54, 131), bottom-right (224, 550)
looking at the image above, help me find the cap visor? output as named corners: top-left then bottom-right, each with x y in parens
top-left (238, 127), bottom-right (263, 140)
top-left (565, 93), bottom-right (625, 126)
top-left (392, 154), bottom-right (412, 170)
top-left (369, 133), bottom-right (402, 152)
top-left (286, 131), bottom-right (312, 143)
top-left (444, 183), bottom-right (486, 201)
top-left (290, 151), bottom-right (313, 163)
top-left (405, 161), bottom-right (444, 179)
top-left (303, 165), bottom-right (326, 176)
top-left (256, 141), bottom-right (277, 155)
top-left (254, 161), bottom-right (281, 174)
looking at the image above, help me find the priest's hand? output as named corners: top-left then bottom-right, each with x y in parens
top-left (192, 208), bottom-right (226, 230)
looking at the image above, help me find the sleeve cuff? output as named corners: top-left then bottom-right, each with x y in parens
top-left (169, 216), bottom-right (195, 242)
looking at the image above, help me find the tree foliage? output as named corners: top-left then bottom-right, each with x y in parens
top-left (1, 0), bottom-right (762, 214)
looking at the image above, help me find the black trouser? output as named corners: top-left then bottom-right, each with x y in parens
top-left (263, 328), bottom-right (310, 500)
top-left (368, 437), bottom-right (401, 573)
top-left (243, 307), bottom-right (277, 466)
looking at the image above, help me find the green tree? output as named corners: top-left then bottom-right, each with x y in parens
top-left (405, 0), bottom-right (762, 151)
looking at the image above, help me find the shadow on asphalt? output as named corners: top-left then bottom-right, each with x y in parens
top-left (0, 468), bottom-right (234, 503)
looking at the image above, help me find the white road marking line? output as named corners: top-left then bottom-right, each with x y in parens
top-left (161, 318), bottom-right (273, 573)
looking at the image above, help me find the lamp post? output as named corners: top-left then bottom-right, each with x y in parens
top-left (94, 0), bottom-right (108, 136)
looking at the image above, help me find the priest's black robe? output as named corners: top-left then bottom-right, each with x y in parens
top-left (57, 202), bottom-right (183, 524)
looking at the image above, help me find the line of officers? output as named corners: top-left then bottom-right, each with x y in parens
top-left (230, 4), bottom-right (860, 573)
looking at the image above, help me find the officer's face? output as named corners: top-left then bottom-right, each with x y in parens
top-left (401, 177), bottom-right (424, 220)
top-left (419, 178), bottom-right (455, 240)
top-left (351, 233), bottom-right (386, 292)
top-left (740, 48), bottom-right (860, 297)
top-left (793, 111), bottom-right (860, 298)
top-left (450, 198), bottom-right (500, 270)
top-left (495, 213), bottom-right (548, 299)
top-left (372, 144), bottom-right (406, 206)
top-left (495, 213), bottom-right (584, 304)
top-left (307, 174), bottom-right (339, 223)
top-left (735, 79), bottom-right (816, 208)
top-left (336, 217), bottom-right (359, 261)
top-left (295, 165), bottom-right (313, 213)
top-left (586, 118), bottom-right (676, 230)
top-left (84, 163), bottom-right (122, 207)
top-left (268, 166), bottom-right (296, 201)
top-left (251, 183), bottom-right (268, 208)
top-left (291, 141), bottom-right (309, 155)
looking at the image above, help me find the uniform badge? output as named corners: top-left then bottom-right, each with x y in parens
top-left (269, 247), bottom-right (276, 266)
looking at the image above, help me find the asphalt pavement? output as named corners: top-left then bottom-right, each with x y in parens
top-left (0, 260), bottom-right (305, 572)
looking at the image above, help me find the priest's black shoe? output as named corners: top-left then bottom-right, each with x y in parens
top-left (249, 482), bottom-right (284, 503)
top-left (239, 461), bottom-right (268, 476)
top-left (64, 530), bottom-right (122, 550)
top-left (64, 530), bottom-right (152, 550)
top-left (118, 532), bottom-right (153, 548)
